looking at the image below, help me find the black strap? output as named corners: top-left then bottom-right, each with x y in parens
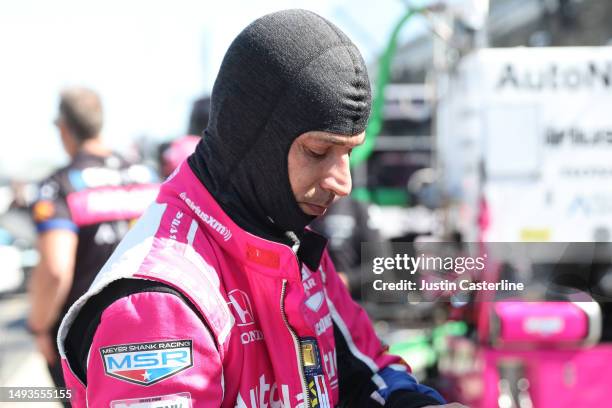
top-left (64, 278), bottom-right (213, 385)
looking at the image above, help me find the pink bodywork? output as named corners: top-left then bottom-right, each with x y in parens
top-left (492, 301), bottom-right (589, 345)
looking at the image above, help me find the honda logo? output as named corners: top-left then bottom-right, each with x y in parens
top-left (228, 289), bottom-right (255, 326)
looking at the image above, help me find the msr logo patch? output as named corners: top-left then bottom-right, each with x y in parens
top-left (100, 340), bottom-right (193, 386)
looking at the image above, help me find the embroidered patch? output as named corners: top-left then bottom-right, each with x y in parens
top-left (246, 243), bottom-right (280, 268)
top-left (100, 340), bottom-right (193, 386)
top-left (227, 289), bottom-right (256, 326)
top-left (110, 392), bottom-right (192, 407)
top-left (300, 338), bottom-right (323, 378)
top-left (33, 200), bottom-right (55, 222)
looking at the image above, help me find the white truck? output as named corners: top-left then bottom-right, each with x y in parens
top-left (437, 46), bottom-right (612, 243)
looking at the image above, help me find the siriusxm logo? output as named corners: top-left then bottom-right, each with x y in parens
top-left (100, 340), bottom-right (193, 386)
top-left (179, 192), bottom-right (232, 241)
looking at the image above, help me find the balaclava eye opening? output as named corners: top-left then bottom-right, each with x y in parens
top-left (188, 9), bottom-right (372, 242)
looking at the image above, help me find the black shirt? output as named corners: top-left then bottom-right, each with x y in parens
top-left (31, 151), bottom-right (158, 326)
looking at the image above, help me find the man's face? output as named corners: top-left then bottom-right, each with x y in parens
top-left (288, 130), bottom-right (366, 216)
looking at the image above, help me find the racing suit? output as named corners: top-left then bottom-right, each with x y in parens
top-left (58, 162), bottom-right (444, 407)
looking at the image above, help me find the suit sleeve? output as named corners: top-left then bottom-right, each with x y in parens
top-left (84, 291), bottom-right (224, 407)
top-left (321, 253), bottom-right (445, 407)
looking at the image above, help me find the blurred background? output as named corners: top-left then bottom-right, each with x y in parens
top-left (2, 0), bottom-right (612, 406)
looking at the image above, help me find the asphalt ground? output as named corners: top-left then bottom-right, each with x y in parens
top-left (0, 293), bottom-right (61, 407)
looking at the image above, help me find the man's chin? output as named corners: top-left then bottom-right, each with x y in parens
top-left (300, 202), bottom-right (328, 216)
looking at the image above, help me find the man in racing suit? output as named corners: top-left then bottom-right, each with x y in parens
top-left (58, 10), bottom-right (461, 408)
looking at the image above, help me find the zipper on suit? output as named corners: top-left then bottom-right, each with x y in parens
top-left (280, 279), bottom-right (310, 408)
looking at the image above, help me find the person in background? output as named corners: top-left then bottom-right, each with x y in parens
top-left (187, 95), bottom-right (211, 136)
top-left (158, 135), bottom-right (201, 178)
top-left (158, 96), bottom-right (210, 178)
top-left (27, 87), bottom-right (158, 391)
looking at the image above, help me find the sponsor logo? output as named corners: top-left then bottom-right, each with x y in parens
top-left (33, 200), bottom-right (55, 222)
top-left (179, 192), bottom-right (232, 241)
top-left (80, 167), bottom-right (123, 187)
top-left (524, 316), bottom-right (564, 336)
top-left (228, 290), bottom-right (255, 326)
top-left (240, 329), bottom-right (265, 345)
top-left (568, 194), bottom-right (612, 216)
top-left (308, 375), bottom-right (331, 408)
top-left (125, 165), bottom-right (157, 184)
top-left (235, 374), bottom-right (301, 408)
top-left (322, 350), bottom-right (338, 388)
top-left (560, 166), bottom-right (612, 178)
top-left (546, 127), bottom-right (612, 146)
top-left (73, 165), bottom-right (156, 190)
top-left (100, 340), bottom-right (193, 386)
top-left (110, 392), bottom-right (192, 408)
top-left (497, 61), bottom-right (612, 91)
top-left (303, 277), bottom-right (316, 292)
top-left (314, 314), bottom-right (332, 336)
top-left (301, 265), bottom-right (324, 312)
top-left (301, 265), bottom-right (312, 281)
top-left (169, 210), bottom-right (184, 241)
top-left (227, 289), bottom-right (264, 345)
top-left (86, 188), bottom-right (157, 214)
top-left (66, 185), bottom-right (158, 226)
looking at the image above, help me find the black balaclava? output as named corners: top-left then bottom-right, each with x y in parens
top-left (188, 9), bottom-right (372, 244)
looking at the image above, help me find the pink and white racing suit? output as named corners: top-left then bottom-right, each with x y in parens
top-left (58, 161), bottom-right (444, 407)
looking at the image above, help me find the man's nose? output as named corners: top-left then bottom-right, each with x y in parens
top-left (320, 154), bottom-right (352, 197)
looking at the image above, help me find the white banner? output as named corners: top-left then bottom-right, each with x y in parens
top-left (438, 47), bottom-right (612, 242)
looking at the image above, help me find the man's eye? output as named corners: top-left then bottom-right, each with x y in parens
top-left (306, 148), bottom-right (326, 159)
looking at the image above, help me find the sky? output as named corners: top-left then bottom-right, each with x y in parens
top-left (0, 0), bottom-right (431, 180)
